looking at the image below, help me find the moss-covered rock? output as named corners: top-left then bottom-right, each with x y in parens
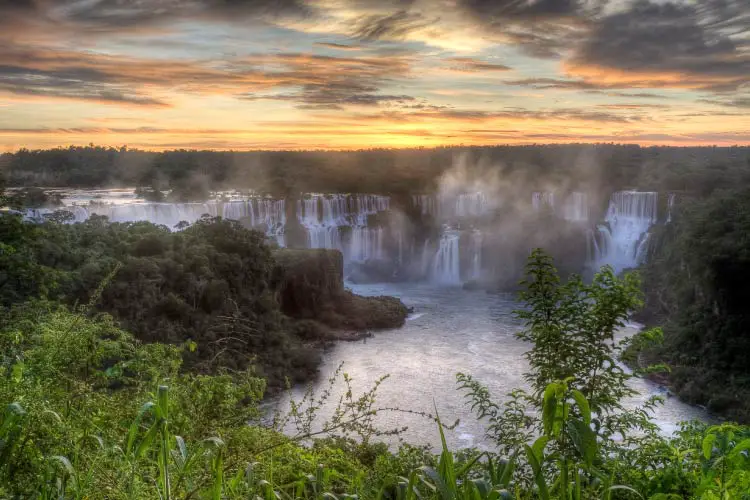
top-left (274, 248), bottom-right (408, 331)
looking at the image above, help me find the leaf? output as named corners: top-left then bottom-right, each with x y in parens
top-left (524, 444), bottom-right (550, 500)
top-left (728, 438), bottom-right (750, 459)
top-left (702, 433), bottom-right (717, 460)
top-left (10, 361), bottom-right (24, 383)
top-left (126, 401), bottom-right (155, 456)
top-left (135, 420), bottom-right (161, 459)
top-left (571, 390), bottom-right (591, 426)
top-left (606, 485), bottom-right (644, 499)
top-left (531, 436), bottom-right (549, 461)
top-left (567, 418), bottom-right (597, 468)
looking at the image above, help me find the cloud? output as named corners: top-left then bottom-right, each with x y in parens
top-left (454, 0), bottom-right (606, 58)
top-left (698, 97), bottom-right (750, 108)
top-left (444, 57), bottom-right (512, 73)
top-left (0, 45), bottom-right (414, 108)
top-left (238, 52), bottom-right (414, 108)
top-left (350, 10), bottom-right (432, 41)
top-left (0, 0), bottom-right (312, 32)
top-left (504, 78), bottom-right (600, 90)
top-left (350, 107), bottom-right (640, 124)
top-left (596, 103), bottom-right (671, 110)
top-left (564, 0), bottom-right (750, 92)
top-left (314, 42), bottom-right (361, 51)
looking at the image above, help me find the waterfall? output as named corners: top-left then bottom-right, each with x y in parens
top-left (350, 227), bottom-right (384, 262)
top-left (666, 193), bottom-right (676, 223)
top-left (413, 192), bottom-right (488, 219)
top-left (47, 202), bottom-right (222, 228)
top-left (222, 199), bottom-right (285, 244)
top-left (454, 192), bottom-right (488, 217)
top-left (563, 192), bottom-right (588, 222)
top-left (432, 229), bottom-right (461, 285)
top-left (296, 194), bottom-right (390, 261)
top-left (591, 191), bottom-right (658, 273)
top-left (470, 229), bottom-right (483, 280)
top-left (412, 195), bottom-right (437, 216)
top-left (532, 192), bottom-right (555, 212)
top-left (421, 239), bottom-right (432, 277)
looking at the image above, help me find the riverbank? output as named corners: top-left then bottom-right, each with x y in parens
top-left (280, 282), bottom-right (708, 449)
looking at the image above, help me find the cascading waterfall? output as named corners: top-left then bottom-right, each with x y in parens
top-left (562, 192), bottom-right (589, 222)
top-left (431, 229), bottom-right (461, 285)
top-left (223, 198), bottom-right (286, 245)
top-left (532, 192), bottom-right (555, 212)
top-left (412, 195), bottom-right (437, 216)
top-left (296, 194), bottom-right (390, 262)
top-left (454, 192), bottom-right (489, 217)
top-left (470, 229), bottom-right (483, 280)
top-left (591, 191), bottom-right (658, 273)
top-left (28, 202), bottom-right (222, 227)
top-left (666, 193), bottom-right (676, 223)
top-left (413, 192), bottom-right (489, 219)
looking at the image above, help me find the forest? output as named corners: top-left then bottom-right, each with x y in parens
top-left (2, 204), bottom-right (750, 497)
top-left (2, 144), bottom-right (749, 200)
top-left (3, 146), bottom-right (750, 498)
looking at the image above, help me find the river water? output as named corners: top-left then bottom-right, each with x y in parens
top-left (283, 282), bottom-right (708, 450)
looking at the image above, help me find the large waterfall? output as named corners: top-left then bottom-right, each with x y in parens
top-left (591, 191), bottom-right (658, 273)
top-left (532, 192), bottom-right (555, 212)
top-left (296, 194), bottom-right (390, 262)
top-left (412, 192), bottom-right (490, 219)
top-left (432, 229), bottom-right (461, 285)
top-left (532, 191), bottom-right (589, 222)
top-left (19, 186), bottom-right (665, 285)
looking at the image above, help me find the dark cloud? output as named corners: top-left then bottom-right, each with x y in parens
top-left (444, 57), bottom-right (511, 72)
top-left (596, 103), bottom-right (671, 110)
top-left (698, 97), bottom-right (750, 108)
top-left (597, 92), bottom-right (671, 100)
top-left (243, 83), bottom-right (415, 108)
top-left (0, 45), bottom-right (413, 108)
top-left (0, 58), bottom-right (169, 107)
top-left (503, 78), bottom-right (600, 90)
top-left (314, 42), bottom-right (361, 51)
top-left (355, 107), bottom-right (639, 124)
top-left (0, 0), bottom-right (312, 32)
top-left (566, 0), bottom-right (750, 92)
top-left (350, 10), bottom-right (431, 41)
top-left (456, 0), bottom-right (606, 58)
top-left (457, 0), bottom-right (601, 21)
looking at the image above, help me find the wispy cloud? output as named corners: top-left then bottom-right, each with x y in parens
top-left (0, 0), bottom-right (747, 149)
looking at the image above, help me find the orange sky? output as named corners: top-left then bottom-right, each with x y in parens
top-left (0, 0), bottom-right (748, 151)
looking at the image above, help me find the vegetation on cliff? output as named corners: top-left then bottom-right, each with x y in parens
top-left (3, 145), bottom-right (748, 199)
top-left (0, 204), bottom-right (407, 389)
top-left (637, 187), bottom-right (750, 422)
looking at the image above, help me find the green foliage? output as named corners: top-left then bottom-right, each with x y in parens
top-left (1, 215), bottom-right (405, 390)
top-left (2, 238), bottom-right (750, 499)
top-left (640, 187), bottom-right (750, 421)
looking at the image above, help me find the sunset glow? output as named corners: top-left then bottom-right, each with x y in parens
top-left (1, 0), bottom-right (748, 151)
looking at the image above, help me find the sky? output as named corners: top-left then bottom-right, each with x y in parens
top-left (0, 0), bottom-right (748, 151)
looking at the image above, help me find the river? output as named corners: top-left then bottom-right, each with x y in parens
top-left (281, 282), bottom-right (709, 450)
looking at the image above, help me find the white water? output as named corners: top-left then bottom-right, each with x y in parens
top-left (666, 193), bottom-right (676, 223)
top-left (413, 192), bottom-right (490, 219)
top-left (592, 191), bottom-right (658, 274)
top-left (431, 229), bottom-right (461, 285)
top-left (470, 230), bottom-right (483, 280)
top-left (296, 194), bottom-right (390, 262)
top-left (532, 191), bottom-right (555, 212)
top-left (563, 192), bottom-right (589, 222)
top-left (282, 283), bottom-right (709, 449)
top-left (21, 188), bottom-right (664, 283)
